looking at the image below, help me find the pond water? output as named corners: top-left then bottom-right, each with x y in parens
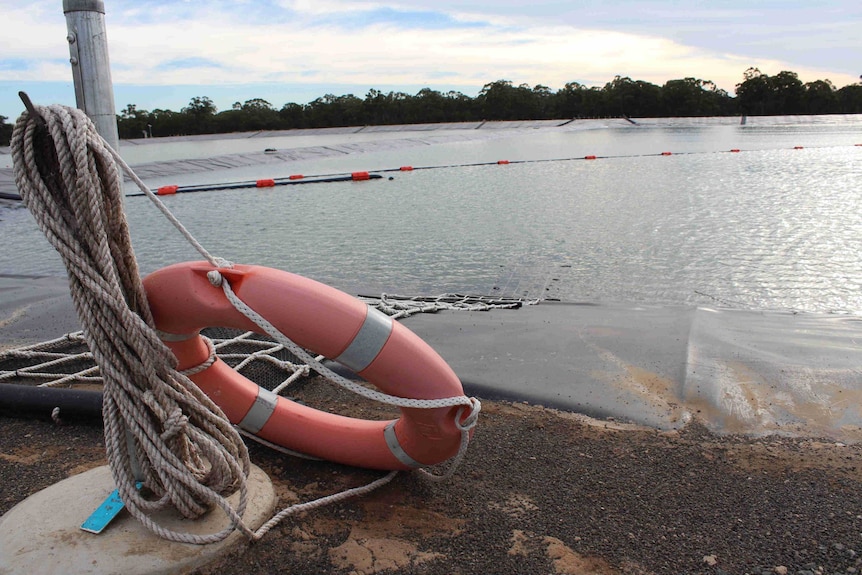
top-left (2, 119), bottom-right (861, 314)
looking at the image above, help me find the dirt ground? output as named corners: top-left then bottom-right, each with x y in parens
top-left (3, 391), bottom-right (862, 575)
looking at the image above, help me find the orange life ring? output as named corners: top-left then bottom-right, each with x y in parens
top-left (143, 261), bottom-right (470, 471)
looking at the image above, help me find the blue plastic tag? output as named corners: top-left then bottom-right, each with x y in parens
top-left (80, 482), bottom-right (142, 534)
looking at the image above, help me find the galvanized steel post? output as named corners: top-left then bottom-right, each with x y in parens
top-left (63, 0), bottom-right (119, 151)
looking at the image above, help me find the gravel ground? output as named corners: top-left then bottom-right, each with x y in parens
top-left (3, 388), bottom-right (862, 575)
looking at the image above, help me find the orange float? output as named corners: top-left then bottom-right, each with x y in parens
top-left (143, 262), bottom-right (471, 470)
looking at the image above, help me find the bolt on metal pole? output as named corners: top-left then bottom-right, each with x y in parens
top-left (63, 0), bottom-right (119, 151)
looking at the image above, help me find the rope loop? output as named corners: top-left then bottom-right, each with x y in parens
top-left (211, 272), bottom-right (479, 476)
top-left (161, 408), bottom-right (190, 441)
top-left (180, 336), bottom-right (217, 376)
top-left (207, 270), bottom-right (224, 287)
top-left (215, 273), bottom-right (477, 414)
top-left (211, 257), bottom-right (234, 270)
top-left (455, 397), bottom-right (482, 432)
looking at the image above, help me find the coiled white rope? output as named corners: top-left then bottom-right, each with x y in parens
top-left (11, 104), bottom-right (254, 543)
top-left (10, 102), bottom-right (479, 542)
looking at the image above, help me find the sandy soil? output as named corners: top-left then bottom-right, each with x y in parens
top-left (3, 388), bottom-right (862, 575)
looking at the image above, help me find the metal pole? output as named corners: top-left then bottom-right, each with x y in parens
top-left (63, 0), bottom-right (119, 150)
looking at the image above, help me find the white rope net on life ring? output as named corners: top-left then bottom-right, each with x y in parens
top-left (0, 294), bottom-right (525, 391)
top-left (9, 103), bottom-right (486, 543)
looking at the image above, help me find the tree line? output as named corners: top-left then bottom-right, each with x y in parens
top-left (1, 68), bottom-right (861, 145)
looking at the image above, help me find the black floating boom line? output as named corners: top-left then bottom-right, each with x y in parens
top-left (3, 143), bottom-right (858, 203)
top-left (126, 173), bottom-right (383, 197)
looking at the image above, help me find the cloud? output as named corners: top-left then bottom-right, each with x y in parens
top-left (1, 0), bottom-right (859, 101)
top-left (0, 1), bottom-right (68, 60)
top-left (103, 13), bottom-right (854, 92)
top-left (156, 58), bottom-right (226, 71)
top-left (0, 59), bottom-right (33, 72)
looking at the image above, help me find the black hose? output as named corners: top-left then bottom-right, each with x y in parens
top-left (0, 383), bottom-right (103, 422)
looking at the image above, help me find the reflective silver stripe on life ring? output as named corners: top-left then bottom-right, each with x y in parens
top-left (155, 329), bottom-right (196, 342)
top-left (384, 421), bottom-right (422, 469)
top-left (239, 386), bottom-right (279, 434)
top-left (334, 307), bottom-right (393, 373)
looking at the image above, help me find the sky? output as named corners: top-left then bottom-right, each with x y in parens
top-left (1, 0), bottom-right (860, 121)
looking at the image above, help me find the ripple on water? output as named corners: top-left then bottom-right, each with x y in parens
top-left (1, 125), bottom-right (860, 313)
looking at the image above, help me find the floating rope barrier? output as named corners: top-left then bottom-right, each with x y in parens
top-left (136, 142), bottom-right (862, 199)
top-left (2, 142), bottom-right (858, 203)
top-left (140, 171), bottom-right (381, 197)
top-left (374, 142), bottom-right (860, 172)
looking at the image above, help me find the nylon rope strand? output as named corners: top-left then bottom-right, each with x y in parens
top-left (10, 104), bottom-right (255, 544)
top-left (208, 271), bottom-right (476, 410)
top-left (206, 270), bottom-right (481, 480)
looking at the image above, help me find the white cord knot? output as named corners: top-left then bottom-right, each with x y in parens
top-left (455, 397), bottom-right (482, 432)
top-left (161, 408), bottom-right (189, 441)
top-left (180, 336), bottom-right (217, 376)
top-left (211, 257), bottom-right (234, 269)
top-left (207, 270), bottom-right (223, 287)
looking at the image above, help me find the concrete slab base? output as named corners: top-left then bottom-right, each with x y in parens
top-left (0, 464), bottom-right (276, 575)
